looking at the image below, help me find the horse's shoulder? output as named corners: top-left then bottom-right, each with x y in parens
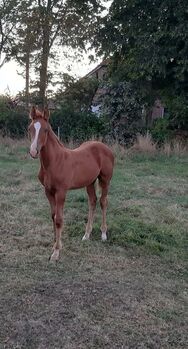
top-left (38, 167), bottom-right (45, 185)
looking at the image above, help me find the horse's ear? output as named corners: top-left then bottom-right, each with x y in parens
top-left (30, 106), bottom-right (37, 120)
top-left (43, 107), bottom-right (50, 121)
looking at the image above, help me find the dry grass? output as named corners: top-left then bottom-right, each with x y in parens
top-left (131, 133), bottom-right (157, 154)
top-left (2, 132), bottom-right (185, 161)
top-left (163, 140), bottom-right (188, 157)
top-left (110, 142), bottom-right (128, 160)
top-left (0, 135), bottom-right (29, 155)
top-left (109, 134), bottom-right (158, 161)
top-left (110, 134), bottom-right (188, 161)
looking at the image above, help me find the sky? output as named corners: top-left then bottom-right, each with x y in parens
top-left (0, 55), bottom-right (101, 97)
top-left (0, 1), bottom-right (112, 97)
top-left (0, 60), bottom-right (25, 96)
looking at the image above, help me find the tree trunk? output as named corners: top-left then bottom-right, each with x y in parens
top-left (39, 40), bottom-right (49, 108)
top-left (25, 51), bottom-right (30, 109)
top-left (39, 1), bottom-right (51, 108)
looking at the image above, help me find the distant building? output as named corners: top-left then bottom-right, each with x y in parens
top-left (85, 60), bottom-right (165, 122)
top-left (85, 59), bottom-right (109, 115)
top-left (85, 59), bottom-right (109, 81)
top-left (151, 98), bottom-right (164, 121)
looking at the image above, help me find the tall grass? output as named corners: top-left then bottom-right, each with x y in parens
top-left (0, 135), bottom-right (29, 156)
top-left (163, 140), bottom-right (188, 157)
top-left (131, 133), bottom-right (157, 154)
top-left (0, 133), bottom-right (187, 159)
top-left (110, 133), bottom-right (188, 161)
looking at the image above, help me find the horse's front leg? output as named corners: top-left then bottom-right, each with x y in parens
top-left (45, 188), bottom-right (56, 242)
top-left (50, 190), bottom-right (66, 262)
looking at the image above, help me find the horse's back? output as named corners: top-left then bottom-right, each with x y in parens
top-left (79, 141), bottom-right (114, 162)
top-left (78, 141), bottom-right (114, 179)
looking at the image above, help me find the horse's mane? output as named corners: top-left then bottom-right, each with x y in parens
top-left (48, 123), bottom-right (64, 148)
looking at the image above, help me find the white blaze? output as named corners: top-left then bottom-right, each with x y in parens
top-left (30, 121), bottom-right (41, 157)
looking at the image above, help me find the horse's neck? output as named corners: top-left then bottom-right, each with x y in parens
top-left (40, 129), bottom-right (65, 170)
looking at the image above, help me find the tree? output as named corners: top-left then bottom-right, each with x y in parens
top-left (0, 0), bottom-right (19, 67)
top-left (12, 2), bottom-right (41, 108)
top-left (37, 0), bottom-right (106, 106)
top-left (18, 0), bottom-right (105, 106)
top-left (94, 0), bottom-right (188, 129)
top-left (101, 81), bottom-right (144, 144)
top-left (55, 73), bottom-right (98, 112)
top-left (1, 0), bottom-right (106, 106)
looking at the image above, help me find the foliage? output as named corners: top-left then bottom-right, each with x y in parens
top-left (55, 75), bottom-right (99, 112)
top-left (0, 95), bottom-right (9, 118)
top-left (0, 95), bottom-right (28, 137)
top-left (0, 0), bottom-right (19, 67)
top-left (150, 118), bottom-right (171, 144)
top-left (93, 0), bottom-right (188, 131)
top-left (1, 0), bottom-right (105, 105)
top-left (101, 81), bottom-right (145, 144)
top-left (97, 0), bottom-right (188, 86)
top-left (162, 93), bottom-right (188, 130)
top-left (50, 104), bottom-right (104, 142)
top-left (0, 109), bottom-right (28, 138)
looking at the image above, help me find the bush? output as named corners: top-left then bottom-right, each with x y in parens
top-left (101, 81), bottom-right (145, 145)
top-left (150, 118), bottom-right (171, 144)
top-left (164, 94), bottom-right (188, 130)
top-left (50, 105), bottom-right (105, 142)
top-left (0, 96), bottom-right (28, 138)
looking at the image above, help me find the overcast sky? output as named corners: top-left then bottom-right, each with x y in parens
top-left (0, 60), bottom-right (24, 95)
top-left (0, 55), bottom-right (101, 96)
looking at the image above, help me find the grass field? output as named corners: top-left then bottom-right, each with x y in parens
top-left (0, 139), bottom-right (188, 349)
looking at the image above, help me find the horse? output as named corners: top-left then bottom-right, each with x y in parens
top-left (28, 106), bottom-right (114, 261)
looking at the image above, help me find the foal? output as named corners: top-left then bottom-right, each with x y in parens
top-left (28, 107), bottom-right (114, 261)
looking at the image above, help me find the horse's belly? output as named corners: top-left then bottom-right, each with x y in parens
top-left (69, 164), bottom-right (99, 189)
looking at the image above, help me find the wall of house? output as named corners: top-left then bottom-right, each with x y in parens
top-left (90, 66), bottom-right (107, 80)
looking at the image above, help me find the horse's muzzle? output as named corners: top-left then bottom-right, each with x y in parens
top-left (29, 149), bottom-right (39, 159)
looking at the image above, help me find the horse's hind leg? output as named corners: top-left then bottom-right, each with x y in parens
top-left (82, 183), bottom-right (97, 241)
top-left (99, 180), bottom-right (109, 241)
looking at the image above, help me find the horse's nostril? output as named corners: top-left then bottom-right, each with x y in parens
top-left (36, 148), bottom-right (39, 154)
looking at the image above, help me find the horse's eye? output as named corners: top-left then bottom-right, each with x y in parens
top-left (44, 128), bottom-right (48, 133)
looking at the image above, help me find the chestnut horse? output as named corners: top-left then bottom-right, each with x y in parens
top-left (28, 107), bottom-right (114, 261)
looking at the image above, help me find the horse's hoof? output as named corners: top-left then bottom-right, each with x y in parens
top-left (82, 235), bottom-right (90, 241)
top-left (101, 232), bottom-right (107, 241)
top-left (49, 249), bottom-right (60, 262)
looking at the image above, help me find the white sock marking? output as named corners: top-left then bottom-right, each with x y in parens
top-left (82, 234), bottom-right (90, 241)
top-left (50, 249), bottom-right (60, 261)
top-left (101, 232), bottom-right (107, 241)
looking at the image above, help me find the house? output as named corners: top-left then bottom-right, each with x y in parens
top-left (151, 98), bottom-right (164, 121)
top-left (85, 60), bottom-right (165, 122)
top-left (85, 59), bottom-right (109, 114)
top-left (85, 59), bottom-right (109, 81)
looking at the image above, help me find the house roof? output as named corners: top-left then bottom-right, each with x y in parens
top-left (84, 58), bottom-right (110, 78)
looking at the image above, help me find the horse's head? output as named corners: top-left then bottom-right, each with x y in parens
top-left (28, 106), bottom-right (50, 158)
